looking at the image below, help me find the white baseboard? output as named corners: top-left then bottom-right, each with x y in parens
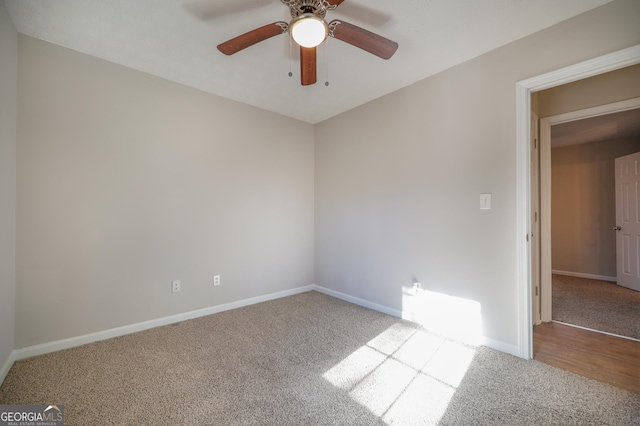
top-left (312, 285), bottom-right (521, 357)
top-left (311, 285), bottom-right (403, 318)
top-left (481, 337), bottom-right (521, 358)
top-left (14, 285), bottom-right (315, 361)
top-left (552, 270), bottom-right (616, 282)
top-left (10, 284), bottom-right (524, 369)
top-left (0, 350), bottom-right (16, 386)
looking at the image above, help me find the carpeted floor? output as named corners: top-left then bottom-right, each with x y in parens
top-left (1, 291), bottom-right (639, 425)
top-left (552, 274), bottom-right (640, 340)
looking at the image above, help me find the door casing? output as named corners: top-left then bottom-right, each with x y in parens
top-left (531, 112), bottom-right (541, 326)
top-left (515, 45), bottom-right (640, 359)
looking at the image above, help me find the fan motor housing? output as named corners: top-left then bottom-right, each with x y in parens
top-left (289, 0), bottom-right (329, 19)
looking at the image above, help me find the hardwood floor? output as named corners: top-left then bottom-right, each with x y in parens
top-left (533, 322), bottom-right (640, 394)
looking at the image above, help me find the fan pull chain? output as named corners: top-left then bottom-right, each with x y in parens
top-left (324, 38), bottom-right (330, 87)
top-left (288, 36), bottom-right (293, 78)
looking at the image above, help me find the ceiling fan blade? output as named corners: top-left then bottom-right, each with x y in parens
top-left (300, 46), bottom-right (317, 86)
top-left (217, 22), bottom-right (288, 55)
top-left (327, 0), bottom-right (346, 6)
top-left (328, 20), bottom-right (398, 60)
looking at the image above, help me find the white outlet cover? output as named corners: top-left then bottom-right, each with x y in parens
top-left (213, 275), bottom-right (221, 286)
top-left (172, 280), bottom-right (181, 293)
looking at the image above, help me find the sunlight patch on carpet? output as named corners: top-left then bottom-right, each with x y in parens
top-left (322, 346), bottom-right (386, 390)
top-left (323, 321), bottom-right (477, 424)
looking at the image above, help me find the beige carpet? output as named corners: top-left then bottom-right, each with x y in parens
top-left (1, 291), bottom-right (639, 425)
top-left (552, 274), bottom-right (640, 340)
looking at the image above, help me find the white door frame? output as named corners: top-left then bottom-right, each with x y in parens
top-left (531, 111), bottom-right (541, 326)
top-left (539, 97), bottom-right (640, 322)
top-left (515, 44), bottom-right (640, 359)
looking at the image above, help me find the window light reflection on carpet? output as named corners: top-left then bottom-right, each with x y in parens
top-left (323, 322), bottom-right (478, 424)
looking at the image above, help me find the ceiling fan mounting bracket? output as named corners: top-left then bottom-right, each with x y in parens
top-left (275, 22), bottom-right (289, 33)
top-left (328, 20), bottom-right (341, 38)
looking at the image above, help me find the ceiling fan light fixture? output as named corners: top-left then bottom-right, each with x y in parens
top-left (290, 13), bottom-right (328, 48)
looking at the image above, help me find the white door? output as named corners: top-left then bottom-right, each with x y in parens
top-left (614, 152), bottom-right (640, 292)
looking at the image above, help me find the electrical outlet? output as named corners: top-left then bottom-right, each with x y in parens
top-left (413, 281), bottom-right (421, 293)
top-left (213, 275), bottom-right (221, 287)
top-left (172, 280), bottom-right (181, 293)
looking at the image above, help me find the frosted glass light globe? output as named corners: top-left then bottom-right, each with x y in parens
top-left (290, 13), bottom-right (328, 48)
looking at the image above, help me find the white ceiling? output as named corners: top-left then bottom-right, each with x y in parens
top-left (5, 0), bottom-right (613, 124)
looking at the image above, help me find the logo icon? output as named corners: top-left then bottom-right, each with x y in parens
top-left (0, 404), bottom-right (64, 425)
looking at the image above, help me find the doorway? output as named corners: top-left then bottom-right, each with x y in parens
top-left (539, 102), bottom-right (640, 341)
top-left (539, 98), bottom-right (640, 322)
top-left (515, 44), bottom-right (640, 359)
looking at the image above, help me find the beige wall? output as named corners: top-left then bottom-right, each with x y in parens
top-left (538, 64), bottom-right (640, 118)
top-left (6, 0), bottom-right (640, 356)
top-left (315, 0), bottom-right (640, 348)
top-left (0, 1), bottom-right (17, 373)
top-left (552, 138), bottom-right (640, 278)
top-left (16, 36), bottom-right (315, 348)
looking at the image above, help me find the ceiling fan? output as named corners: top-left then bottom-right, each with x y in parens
top-left (217, 0), bottom-right (398, 86)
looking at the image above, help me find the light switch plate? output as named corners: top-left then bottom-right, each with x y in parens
top-left (480, 193), bottom-right (492, 210)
